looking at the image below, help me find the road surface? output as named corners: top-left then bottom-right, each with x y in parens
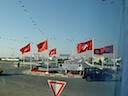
top-left (0, 62), bottom-right (121, 96)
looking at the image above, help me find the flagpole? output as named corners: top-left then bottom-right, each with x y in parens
top-left (23, 54), bottom-right (25, 66)
top-left (37, 39), bottom-right (49, 74)
top-left (30, 52), bottom-right (33, 71)
top-left (46, 56), bottom-right (49, 74)
top-left (28, 42), bottom-right (32, 70)
top-left (92, 38), bottom-right (94, 65)
top-left (113, 45), bottom-right (116, 67)
top-left (56, 56), bottom-right (58, 66)
top-left (46, 41), bottom-right (49, 74)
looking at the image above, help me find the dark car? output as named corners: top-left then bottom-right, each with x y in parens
top-left (82, 67), bottom-right (113, 81)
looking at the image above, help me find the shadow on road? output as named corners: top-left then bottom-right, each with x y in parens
top-left (0, 73), bottom-right (21, 76)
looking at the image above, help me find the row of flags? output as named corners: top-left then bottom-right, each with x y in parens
top-left (77, 39), bottom-right (114, 54)
top-left (20, 39), bottom-right (114, 56)
top-left (20, 40), bottom-right (56, 56)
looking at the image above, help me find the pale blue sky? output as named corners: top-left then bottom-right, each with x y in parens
top-left (0, 0), bottom-right (124, 58)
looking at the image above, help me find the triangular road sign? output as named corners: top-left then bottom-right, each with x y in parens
top-left (48, 80), bottom-right (66, 96)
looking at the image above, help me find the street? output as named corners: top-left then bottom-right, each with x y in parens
top-left (0, 62), bottom-right (121, 96)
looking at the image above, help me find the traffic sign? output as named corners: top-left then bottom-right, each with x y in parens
top-left (48, 80), bottom-right (66, 96)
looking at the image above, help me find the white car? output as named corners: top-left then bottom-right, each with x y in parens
top-left (36, 62), bottom-right (44, 67)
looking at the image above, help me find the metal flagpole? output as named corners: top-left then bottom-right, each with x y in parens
top-left (56, 56), bottom-right (58, 66)
top-left (30, 53), bottom-right (33, 70)
top-left (29, 42), bottom-right (32, 70)
top-left (46, 56), bottom-right (49, 74)
top-left (23, 54), bottom-right (25, 66)
top-left (46, 49), bottom-right (49, 74)
top-left (113, 45), bottom-right (116, 67)
top-left (92, 38), bottom-right (94, 65)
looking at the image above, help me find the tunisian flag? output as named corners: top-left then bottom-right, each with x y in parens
top-left (20, 43), bottom-right (31, 54)
top-left (94, 45), bottom-right (113, 55)
top-left (49, 48), bottom-right (57, 56)
top-left (77, 40), bottom-right (93, 53)
top-left (37, 40), bottom-right (48, 52)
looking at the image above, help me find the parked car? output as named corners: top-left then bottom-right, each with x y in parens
top-left (36, 62), bottom-right (44, 67)
top-left (0, 67), bottom-right (3, 74)
top-left (82, 67), bottom-right (113, 81)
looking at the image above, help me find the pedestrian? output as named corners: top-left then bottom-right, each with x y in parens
top-left (17, 61), bottom-right (20, 67)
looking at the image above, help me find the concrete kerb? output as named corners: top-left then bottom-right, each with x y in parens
top-left (22, 70), bottom-right (82, 78)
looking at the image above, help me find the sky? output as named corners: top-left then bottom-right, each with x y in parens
top-left (0, 0), bottom-right (124, 58)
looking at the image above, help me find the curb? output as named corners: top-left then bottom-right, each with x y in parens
top-left (22, 70), bottom-right (82, 79)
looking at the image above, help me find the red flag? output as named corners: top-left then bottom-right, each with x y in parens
top-left (20, 43), bottom-right (31, 54)
top-left (94, 47), bottom-right (106, 55)
top-left (49, 48), bottom-right (57, 56)
top-left (77, 40), bottom-right (93, 53)
top-left (104, 45), bottom-right (114, 53)
top-left (37, 40), bottom-right (48, 52)
top-left (94, 45), bottom-right (113, 55)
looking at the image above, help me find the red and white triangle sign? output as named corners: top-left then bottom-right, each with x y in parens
top-left (48, 80), bottom-right (66, 96)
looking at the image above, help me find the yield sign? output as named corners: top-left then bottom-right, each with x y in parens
top-left (48, 80), bottom-right (66, 96)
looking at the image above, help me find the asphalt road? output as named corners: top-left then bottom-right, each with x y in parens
top-left (0, 62), bottom-right (121, 96)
